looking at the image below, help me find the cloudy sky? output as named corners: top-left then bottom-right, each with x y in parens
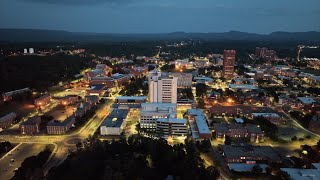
top-left (0, 0), bottom-right (319, 33)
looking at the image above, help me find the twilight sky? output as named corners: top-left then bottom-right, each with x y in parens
top-left (1, 0), bottom-right (319, 34)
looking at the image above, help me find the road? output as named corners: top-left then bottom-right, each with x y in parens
top-left (0, 143), bottom-right (48, 180)
top-left (280, 109), bottom-right (320, 138)
top-left (0, 100), bottom-right (112, 177)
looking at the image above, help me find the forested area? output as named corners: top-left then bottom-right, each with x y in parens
top-left (12, 145), bottom-right (54, 180)
top-left (0, 55), bottom-right (91, 93)
top-left (47, 135), bottom-right (220, 180)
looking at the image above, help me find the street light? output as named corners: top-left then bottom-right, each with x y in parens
top-left (227, 98), bottom-right (233, 103)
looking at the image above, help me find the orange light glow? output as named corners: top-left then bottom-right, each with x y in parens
top-left (227, 98), bottom-right (233, 103)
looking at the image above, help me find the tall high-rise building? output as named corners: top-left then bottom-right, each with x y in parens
top-left (148, 70), bottom-right (178, 103)
top-left (255, 47), bottom-right (261, 57)
top-left (255, 47), bottom-right (277, 60)
top-left (260, 47), bottom-right (268, 58)
top-left (29, 48), bottom-right (34, 54)
top-left (223, 50), bottom-right (236, 79)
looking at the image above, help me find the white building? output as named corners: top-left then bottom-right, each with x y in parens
top-left (156, 118), bottom-right (188, 138)
top-left (100, 109), bottom-right (129, 136)
top-left (186, 109), bottom-right (211, 140)
top-left (140, 103), bottom-right (177, 129)
top-left (148, 70), bottom-right (178, 103)
top-left (167, 72), bottom-right (193, 87)
top-left (193, 76), bottom-right (213, 84)
top-left (29, 48), bottom-right (34, 54)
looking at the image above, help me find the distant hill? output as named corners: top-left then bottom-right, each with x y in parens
top-left (0, 29), bottom-right (320, 42)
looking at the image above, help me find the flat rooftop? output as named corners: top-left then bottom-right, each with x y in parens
top-left (252, 113), bottom-right (280, 118)
top-left (228, 163), bottom-right (268, 172)
top-left (229, 84), bottom-right (258, 90)
top-left (90, 84), bottom-right (105, 91)
top-left (115, 96), bottom-right (146, 100)
top-left (221, 145), bottom-right (281, 162)
top-left (281, 165), bottom-right (320, 180)
top-left (111, 73), bottom-right (128, 79)
top-left (21, 116), bottom-right (40, 125)
top-left (141, 102), bottom-right (176, 108)
top-left (112, 104), bottom-right (141, 109)
top-left (47, 116), bottom-right (74, 126)
top-left (297, 97), bottom-right (316, 104)
top-left (0, 112), bottom-right (16, 122)
top-left (157, 118), bottom-right (187, 124)
top-left (101, 108), bottom-right (129, 128)
top-left (214, 123), bottom-right (263, 134)
top-left (194, 76), bottom-right (213, 80)
top-left (85, 95), bottom-right (99, 101)
top-left (187, 109), bottom-right (210, 135)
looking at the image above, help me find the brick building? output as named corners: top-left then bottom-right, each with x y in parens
top-left (19, 116), bottom-right (41, 135)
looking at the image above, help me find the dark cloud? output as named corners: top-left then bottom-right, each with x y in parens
top-left (19, 0), bottom-right (134, 5)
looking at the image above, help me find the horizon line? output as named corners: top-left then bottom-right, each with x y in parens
top-left (1, 27), bottom-right (319, 35)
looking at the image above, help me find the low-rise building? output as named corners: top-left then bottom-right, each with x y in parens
top-left (74, 102), bottom-right (92, 118)
top-left (2, 88), bottom-right (30, 102)
top-left (111, 73), bottom-right (131, 86)
top-left (186, 109), bottom-right (211, 140)
top-left (221, 145), bottom-right (282, 164)
top-left (228, 163), bottom-right (268, 173)
top-left (297, 97), bottom-right (317, 110)
top-left (0, 112), bottom-right (16, 129)
top-left (140, 103), bottom-right (177, 129)
top-left (193, 76), bottom-right (213, 84)
top-left (86, 84), bottom-right (106, 96)
top-left (85, 95), bottom-right (99, 105)
top-left (115, 96), bottom-right (146, 104)
top-left (130, 66), bottom-right (148, 77)
top-left (89, 76), bottom-right (114, 86)
top-left (251, 113), bottom-right (283, 125)
top-left (156, 118), bottom-right (188, 138)
top-left (167, 72), bottom-right (193, 87)
top-left (281, 163), bottom-right (320, 180)
top-left (34, 94), bottom-right (51, 107)
top-left (309, 114), bottom-right (320, 133)
top-left (100, 108), bottom-right (129, 135)
top-left (229, 84), bottom-right (259, 91)
top-left (47, 116), bottom-right (75, 135)
top-left (210, 104), bottom-right (238, 117)
top-left (19, 116), bottom-right (41, 135)
top-left (213, 123), bottom-right (264, 142)
top-left (59, 95), bottom-right (78, 106)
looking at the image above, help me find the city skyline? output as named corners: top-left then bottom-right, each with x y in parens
top-left (1, 1), bottom-right (320, 179)
top-left (1, 0), bottom-right (320, 34)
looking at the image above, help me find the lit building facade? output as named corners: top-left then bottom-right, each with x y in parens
top-left (156, 118), bottom-right (188, 138)
top-left (148, 71), bottom-right (178, 103)
top-left (223, 50), bottom-right (236, 79)
top-left (140, 103), bottom-right (177, 129)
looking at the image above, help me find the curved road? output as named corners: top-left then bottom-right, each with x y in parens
top-left (0, 101), bottom-right (112, 176)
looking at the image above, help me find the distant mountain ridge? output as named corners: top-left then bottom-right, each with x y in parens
top-left (0, 28), bottom-right (320, 42)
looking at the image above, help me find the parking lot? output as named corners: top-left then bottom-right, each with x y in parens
top-left (46, 104), bottom-right (77, 121)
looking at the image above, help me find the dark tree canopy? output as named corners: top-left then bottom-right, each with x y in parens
top-left (47, 135), bottom-right (220, 180)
